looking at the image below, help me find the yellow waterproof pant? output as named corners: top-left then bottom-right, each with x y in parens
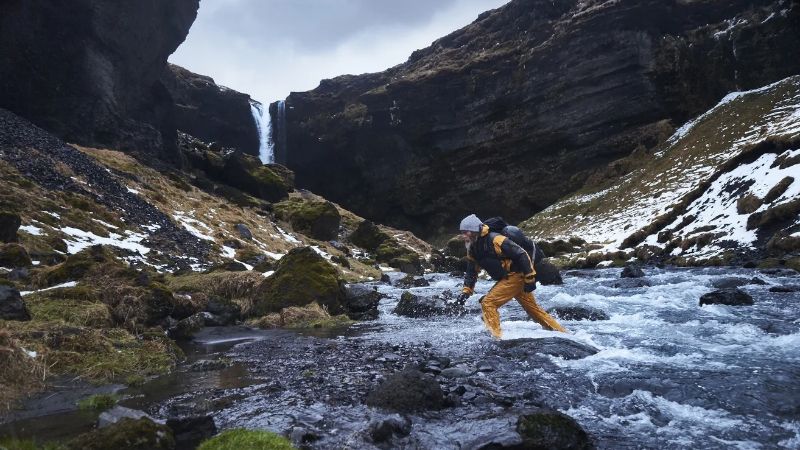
top-left (481, 273), bottom-right (567, 338)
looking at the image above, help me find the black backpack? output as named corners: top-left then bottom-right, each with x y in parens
top-left (483, 217), bottom-right (545, 267)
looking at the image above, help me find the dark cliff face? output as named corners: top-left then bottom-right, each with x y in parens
top-left (275, 0), bottom-right (800, 240)
top-left (163, 64), bottom-right (260, 156)
top-left (0, 0), bottom-right (199, 161)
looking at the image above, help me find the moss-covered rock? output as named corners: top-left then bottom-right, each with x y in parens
top-left (197, 429), bottom-right (294, 450)
top-left (252, 247), bottom-right (346, 316)
top-left (66, 417), bottom-right (175, 450)
top-left (349, 220), bottom-right (390, 252)
top-left (221, 152), bottom-right (293, 202)
top-left (737, 193), bottom-right (763, 214)
top-left (444, 236), bottom-right (467, 258)
top-left (516, 410), bottom-right (593, 449)
top-left (0, 211), bottom-right (21, 243)
top-left (0, 243), bottom-right (32, 268)
top-left (375, 241), bottom-right (421, 275)
top-left (274, 197), bottom-right (341, 241)
top-left (34, 245), bottom-right (122, 287)
top-left (248, 302), bottom-right (351, 329)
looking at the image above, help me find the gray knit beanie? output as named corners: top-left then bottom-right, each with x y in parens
top-left (459, 214), bottom-right (482, 232)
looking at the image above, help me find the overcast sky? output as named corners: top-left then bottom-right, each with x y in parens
top-left (169, 0), bottom-right (509, 104)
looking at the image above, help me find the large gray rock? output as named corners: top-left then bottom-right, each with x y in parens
top-left (0, 212), bottom-right (21, 243)
top-left (699, 288), bottom-right (754, 306)
top-left (621, 264), bottom-right (645, 278)
top-left (497, 337), bottom-right (599, 360)
top-left (392, 291), bottom-right (465, 318)
top-left (535, 259), bottom-right (563, 285)
top-left (365, 369), bottom-right (445, 412)
top-left (343, 284), bottom-right (382, 320)
top-left (548, 306), bottom-right (609, 321)
top-left (0, 286), bottom-right (30, 321)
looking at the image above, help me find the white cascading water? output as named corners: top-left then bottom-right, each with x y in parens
top-left (249, 101), bottom-right (273, 164)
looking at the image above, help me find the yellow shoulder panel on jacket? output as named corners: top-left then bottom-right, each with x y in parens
top-left (492, 235), bottom-right (506, 255)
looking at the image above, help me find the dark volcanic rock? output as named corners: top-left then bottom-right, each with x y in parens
top-left (699, 288), bottom-right (754, 306)
top-left (368, 415), bottom-right (412, 443)
top-left (365, 369), bottom-right (445, 412)
top-left (610, 278), bottom-right (652, 289)
top-left (517, 409), bottom-right (594, 450)
top-left (273, 0), bottom-right (800, 239)
top-left (0, 212), bottom-right (21, 243)
top-left (535, 259), bottom-right (563, 285)
top-left (548, 306), bottom-right (609, 321)
top-left (166, 415), bottom-right (217, 450)
top-left (393, 291), bottom-right (465, 318)
top-left (769, 285), bottom-right (800, 293)
top-left (621, 264), bottom-right (646, 278)
top-left (203, 297), bottom-right (241, 326)
top-left (343, 284), bottom-right (382, 320)
top-left (497, 337), bottom-right (599, 360)
top-left (0, 0), bottom-right (199, 160)
top-left (0, 285), bottom-right (31, 321)
top-left (168, 312), bottom-right (206, 340)
top-left (163, 64), bottom-right (259, 155)
top-left (711, 277), bottom-right (768, 289)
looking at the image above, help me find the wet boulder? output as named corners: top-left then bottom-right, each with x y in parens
top-left (343, 284), bottom-right (381, 320)
top-left (203, 296), bottom-right (241, 326)
top-left (548, 306), bottom-right (609, 321)
top-left (366, 369), bottom-right (445, 412)
top-left (274, 197), bottom-right (341, 241)
top-left (393, 291), bottom-right (464, 318)
top-left (252, 246), bottom-right (346, 316)
top-left (769, 285), bottom-right (800, 293)
top-left (0, 285), bottom-right (31, 321)
top-left (711, 277), bottom-right (767, 289)
top-left (166, 415), bottom-right (217, 450)
top-left (0, 212), bottom-right (21, 243)
top-left (67, 417), bottom-right (175, 450)
top-left (0, 243), bottom-right (32, 268)
top-left (517, 409), bottom-right (593, 450)
top-left (368, 415), bottom-right (412, 443)
top-left (535, 259), bottom-right (563, 285)
top-left (621, 264), bottom-right (645, 278)
top-left (168, 312), bottom-right (206, 340)
top-left (498, 338), bottom-right (599, 360)
top-left (349, 220), bottom-right (390, 252)
top-left (609, 278), bottom-right (651, 289)
top-left (394, 274), bottom-right (429, 288)
top-left (699, 288), bottom-right (754, 306)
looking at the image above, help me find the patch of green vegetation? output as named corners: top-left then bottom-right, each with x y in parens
top-left (25, 286), bottom-right (112, 328)
top-left (66, 418), bottom-right (174, 450)
top-left (274, 197), bottom-right (341, 241)
top-left (197, 429), bottom-right (295, 450)
top-left (375, 240), bottom-right (421, 273)
top-left (0, 437), bottom-right (63, 450)
top-left (252, 247), bottom-right (345, 316)
top-left (77, 393), bottom-right (119, 411)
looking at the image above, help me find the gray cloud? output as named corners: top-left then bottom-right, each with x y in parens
top-left (170, 0), bottom-right (509, 102)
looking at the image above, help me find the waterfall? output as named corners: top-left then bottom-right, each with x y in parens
top-left (274, 100), bottom-right (286, 164)
top-left (250, 101), bottom-right (273, 164)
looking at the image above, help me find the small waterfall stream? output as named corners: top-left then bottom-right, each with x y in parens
top-left (249, 101), bottom-right (273, 164)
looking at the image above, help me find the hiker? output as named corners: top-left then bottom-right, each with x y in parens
top-left (457, 214), bottom-right (566, 338)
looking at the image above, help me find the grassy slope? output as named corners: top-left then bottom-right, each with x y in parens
top-left (520, 76), bottom-right (800, 257)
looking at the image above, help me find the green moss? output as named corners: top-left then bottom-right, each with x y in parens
top-left (375, 240), bottom-right (421, 273)
top-left (252, 247), bottom-right (345, 316)
top-left (25, 286), bottom-right (112, 328)
top-left (274, 197), bottom-right (341, 241)
top-left (0, 243), bottom-right (32, 268)
top-left (77, 393), bottom-right (119, 411)
top-left (34, 246), bottom-right (118, 287)
top-left (66, 418), bottom-right (175, 450)
top-left (348, 220), bottom-right (390, 252)
top-left (197, 429), bottom-right (295, 450)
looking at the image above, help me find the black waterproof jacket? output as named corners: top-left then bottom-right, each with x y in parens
top-left (463, 225), bottom-right (534, 292)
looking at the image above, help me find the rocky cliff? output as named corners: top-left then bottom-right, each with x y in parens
top-left (163, 64), bottom-right (260, 156)
top-left (0, 0), bottom-right (199, 161)
top-left (274, 0), bottom-right (800, 240)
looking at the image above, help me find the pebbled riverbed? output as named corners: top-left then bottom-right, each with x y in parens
top-left (3, 267), bottom-right (799, 449)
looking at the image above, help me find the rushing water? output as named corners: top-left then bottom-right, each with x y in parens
top-left (3, 267), bottom-right (798, 448)
top-left (208, 267), bottom-right (800, 449)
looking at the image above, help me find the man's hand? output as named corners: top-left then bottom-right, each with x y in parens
top-left (456, 292), bottom-right (470, 306)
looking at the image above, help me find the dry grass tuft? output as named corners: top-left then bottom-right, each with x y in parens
top-left (0, 328), bottom-right (45, 410)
